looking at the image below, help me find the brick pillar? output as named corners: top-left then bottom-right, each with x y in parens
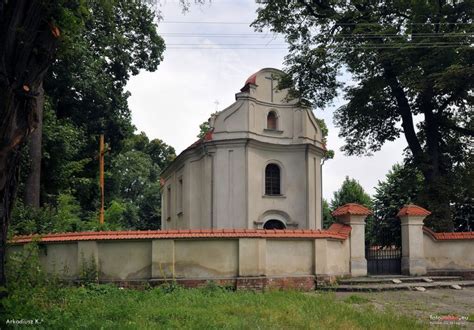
top-left (332, 203), bottom-right (371, 277)
top-left (397, 204), bottom-right (430, 276)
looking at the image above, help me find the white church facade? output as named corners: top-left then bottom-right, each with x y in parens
top-left (160, 68), bottom-right (326, 230)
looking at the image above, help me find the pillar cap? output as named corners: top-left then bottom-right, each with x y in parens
top-left (397, 204), bottom-right (431, 217)
top-left (332, 203), bottom-right (372, 217)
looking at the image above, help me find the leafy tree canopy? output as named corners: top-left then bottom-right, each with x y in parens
top-left (330, 176), bottom-right (372, 211)
top-left (370, 163), bottom-right (423, 245)
top-left (253, 0), bottom-right (474, 230)
top-left (325, 176), bottom-right (372, 228)
top-left (11, 0), bottom-right (176, 234)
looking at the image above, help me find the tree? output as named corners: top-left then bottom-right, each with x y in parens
top-left (22, 0), bottom-right (165, 212)
top-left (322, 199), bottom-right (333, 229)
top-left (370, 163), bottom-right (424, 245)
top-left (197, 120), bottom-right (212, 139)
top-left (253, 1), bottom-right (474, 231)
top-left (326, 176), bottom-right (372, 228)
top-left (0, 0), bottom-right (171, 291)
top-left (107, 133), bottom-right (175, 230)
top-left (0, 0), bottom-right (74, 292)
top-left (330, 176), bottom-right (372, 210)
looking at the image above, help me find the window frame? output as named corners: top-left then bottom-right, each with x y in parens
top-left (264, 162), bottom-right (282, 196)
top-left (266, 110), bottom-right (278, 130)
top-left (177, 176), bottom-right (183, 215)
top-left (166, 185), bottom-right (172, 221)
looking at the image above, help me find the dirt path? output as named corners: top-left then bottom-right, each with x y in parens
top-left (333, 288), bottom-right (474, 327)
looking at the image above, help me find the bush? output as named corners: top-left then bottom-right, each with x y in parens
top-left (10, 193), bottom-right (84, 235)
top-left (1, 242), bottom-right (67, 324)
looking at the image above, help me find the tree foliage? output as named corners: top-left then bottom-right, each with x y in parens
top-left (322, 199), bottom-right (332, 229)
top-left (9, 1), bottom-right (176, 236)
top-left (330, 176), bottom-right (372, 211)
top-left (370, 163), bottom-right (423, 245)
top-left (326, 176), bottom-right (372, 228)
top-left (253, 0), bottom-right (474, 231)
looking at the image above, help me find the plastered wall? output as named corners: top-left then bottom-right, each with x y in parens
top-left (423, 234), bottom-right (474, 271)
top-left (8, 237), bottom-right (350, 282)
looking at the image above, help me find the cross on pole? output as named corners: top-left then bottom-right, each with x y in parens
top-left (265, 74), bottom-right (278, 103)
top-left (99, 134), bottom-right (105, 225)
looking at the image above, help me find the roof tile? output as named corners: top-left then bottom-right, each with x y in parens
top-left (423, 227), bottom-right (474, 240)
top-left (397, 204), bottom-right (431, 217)
top-left (10, 227), bottom-right (353, 244)
top-left (332, 203), bottom-right (372, 217)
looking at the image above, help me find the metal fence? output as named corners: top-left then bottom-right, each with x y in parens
top-left (366, 246), bottom-right (401, 275)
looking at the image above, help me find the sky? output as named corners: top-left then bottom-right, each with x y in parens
top-left (126, 0), bottom-right (407, 201)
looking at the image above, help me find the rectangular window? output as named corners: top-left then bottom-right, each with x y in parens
top-left (177, 177), bottom-right (183, 215)
top-left (265, 164), bottom-right (281, 195)
top-left (166, 185), bottom-right (171, 220)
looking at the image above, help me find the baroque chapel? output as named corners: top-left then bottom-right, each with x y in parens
top-left (161, 68), bottom-right (326, 230)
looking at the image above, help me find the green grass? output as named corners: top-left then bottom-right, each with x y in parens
top-left (344, 294), bottom-right (371, 304)
top-left (1, 283), bottom-right (427, 329)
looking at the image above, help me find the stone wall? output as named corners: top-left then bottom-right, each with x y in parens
top-left (397, 204), bottom-right (474, 278)
top-left (422, 228), bottom-right (474, 278)
top-left (8, 227), bottom-right (352, 290)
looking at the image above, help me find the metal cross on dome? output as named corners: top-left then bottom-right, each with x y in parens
top-left (265, 74), bottom-right (278, 103)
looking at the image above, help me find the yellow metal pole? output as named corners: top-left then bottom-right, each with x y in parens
top-left (99, 134), bottom-right (105, 225)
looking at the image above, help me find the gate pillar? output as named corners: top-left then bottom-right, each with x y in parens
top-left (397, 205), bottom-right (430, 276)
top-left (332, 204), bottom-right (372, 277)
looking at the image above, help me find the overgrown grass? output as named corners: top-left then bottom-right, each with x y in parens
top-left (344, 294), bottom-right (371, 304)
top-left (1, 282), bottom-right (427, 329)
top-left (2, 244), bottom-right (425, 328)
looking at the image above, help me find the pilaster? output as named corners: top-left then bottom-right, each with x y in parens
top-left (152, 239), bottom-right (175, 279)
top-left (332, 203), bottom-right (371, 277)
top-left (397, 204), bottom-right (430, 276)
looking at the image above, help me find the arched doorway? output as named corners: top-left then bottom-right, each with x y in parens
top-left (263, 219), bottom-right (286, 230)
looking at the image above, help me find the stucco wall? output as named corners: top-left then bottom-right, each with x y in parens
top-left (326, 239), bottom-right (350, 275)
top-left (22, 243), bottom-right (78, 279)
top-left (160, 68), bottom-right (326, 231)
top-left (266, 240), bottom-right (314, 275)
top-left (174, 240), bottom-right (239, 278)
top-left (6, 243), bottom-right (78, 279)
top-left (99, 241), bottom-right (151, 280)
top-left (9, 236), bottom-right (350, 284)
top-left (423, 233), bottom-right (474, 271)
top-left (247, 145), bottom-right (309, 229)
top-left (212, 146), bottom-right (247, 228)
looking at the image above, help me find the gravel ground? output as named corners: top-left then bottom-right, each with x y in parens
top-left (332, 288), bottom-right (474, 328)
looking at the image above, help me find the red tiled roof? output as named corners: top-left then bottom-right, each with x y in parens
top-left (240, 72), bottom-right (257, 92)
top-left (160, 129), bottom-right (214, 180)
top-left (332, 203), bottom-right (372, 217)
top-left (327, 223), bottom-right (352, 236)
top-left (397, 204), bottom-right (431, 217)
top-left (183, 129), bottom-right (213, 152)
top-left (423, 227), bottom-right (474, 240)
top-left (203, 129), bottom-right (213, 141)
top-left (10, 227), bottom-right (351, 244)
top-left (245, 73), bottom-right (257, 85)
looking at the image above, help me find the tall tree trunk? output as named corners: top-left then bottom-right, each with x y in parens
top-left (382, 62), bottom-right (453, 232)
top-left (0, 0), bottom-right (58, 293)
top-left (411, 118), bottom-right (452, 232)
top-left (24, 84), bottom-right (44, 209)
top-left (421, 98), bottom-right (453, 232)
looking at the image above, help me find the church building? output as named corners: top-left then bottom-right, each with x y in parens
top-left (160, 68), bottom-right (326, 230)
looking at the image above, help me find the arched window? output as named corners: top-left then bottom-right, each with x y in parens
top-left (263, 219), bottom-right (286, 230)
top-left (267, 111), bottom-right (278, 130)
top-left (265, 163), bottom-right (280, 195)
